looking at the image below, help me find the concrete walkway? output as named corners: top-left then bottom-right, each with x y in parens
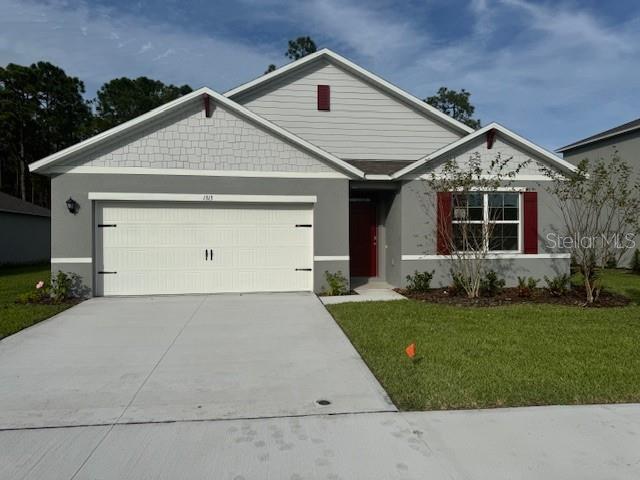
top-left (321, 279), bottom-right (407, 305)
top-left (1, 404), bottom-right (638, 479)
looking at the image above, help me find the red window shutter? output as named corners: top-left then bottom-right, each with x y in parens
top-left (523, 191), bottom-right (538, 254)
top-left (317, 85), bottom-right (330, 111)
top-left (437, 192), bottom-right (452, 255)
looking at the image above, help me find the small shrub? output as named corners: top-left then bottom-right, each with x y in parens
top-left (517, 276), bottom-right (539, 298)
top-left (544, 273), bottom-right (571, 297)
top-left (50, 270), bottom-right (74, 304)
top-left (323, 270), bottom-right (349, 296)
top-left (480, 270), bottom-right (505, 297)
top-left (405, 270), bottom-right (434, 292)
top-left (631, 249), bottom-right (640, 274)
top-left (16, 271), bottom-right (83, 305)
top-left (448, 271), bottom-right (467, 296)
top-left (605, 256), bottom-right (617, 269)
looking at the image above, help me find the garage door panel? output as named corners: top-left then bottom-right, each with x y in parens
top-left (95, 201), bottom-right (313, 296)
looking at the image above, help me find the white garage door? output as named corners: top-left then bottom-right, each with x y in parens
top-left (95, 201), bottom-right (313, 296)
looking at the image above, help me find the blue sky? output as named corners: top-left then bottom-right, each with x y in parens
top-left (1, 0), bottom-right (639, 150)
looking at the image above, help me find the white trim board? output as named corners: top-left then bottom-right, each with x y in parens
top-left (88, 192), bottom-right (317, 203)
top-left (51, 257), bottom-right (92, 263)
top-left (401, 253), bottom-right (571, 260)
top-left (407, 174), bottom-right (555, 182)
top-left (393, 122), bottom-right (578, 179)
top-left (49, 166), bottom-right (348, 179)
top-left (314, 256), bottom-right (349, 261)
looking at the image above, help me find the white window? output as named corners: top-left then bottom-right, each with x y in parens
top-left (452, 192), bottom-right (521, 252)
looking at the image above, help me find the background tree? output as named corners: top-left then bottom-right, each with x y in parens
top-left (264, 36), bottom-right (318, 75)
top-left (543, 153), bottom-right (640, 303)
top-left (93, 77), bottom-right (192, 132)
top-left (286, 36), bottom-right (317, 60)
top-left (425, 87), bottom-right (481, 129)
top-left (0, 62), bottom-right (91, 204)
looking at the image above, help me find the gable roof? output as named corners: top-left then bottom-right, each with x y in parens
top-left (0, 192), bottom-right (50, 217)
top-left (224, 48), bottom-right (475, 136)
top-left (29, 87), bottom-right (365, 178)
top-left (392, 122), bottom-right (578, 179)
top-left (556, 117), bottom-right (640, 153)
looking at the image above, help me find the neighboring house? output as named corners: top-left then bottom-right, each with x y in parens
top-left (30, 49), bottom-right (573, 296)
top-left (557, 117), bottom-right (640, 173)
top-left (0, 192), bottom-right (50, 265)
top-left (557, 117), bottom-right (640, 267)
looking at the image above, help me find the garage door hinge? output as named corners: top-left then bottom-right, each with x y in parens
top-left (295, 224), bottom-right (312, 228)
top-left (97, 224), bottom-right (117, 228)
top-left (98, 271), bottom-right (117, 274)
top-left (295, 268), bottom-right (312, 271)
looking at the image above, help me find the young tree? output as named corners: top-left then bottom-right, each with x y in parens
top-left (543, 153), bottom-right (640, 303)
top-left (93, 77), bottom-right (192, 132)
top-left (286, 36), bottom-right (317, 60)
top-left (425, 87), bottom-right (481, 129)
top-left (419, 152), bottom-right (528, 298)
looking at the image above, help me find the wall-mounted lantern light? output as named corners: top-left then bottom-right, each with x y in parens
top-left (66, 197), bottom-right (79, 214)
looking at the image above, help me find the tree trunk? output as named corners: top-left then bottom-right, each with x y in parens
top-left (19, 126), bottom-right (26, 201)
top-left (19, 159), bottom-right (26, 201)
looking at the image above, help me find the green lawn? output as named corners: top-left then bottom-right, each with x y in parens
top-left (327, 269), bottom-right (640, 411)
top-left (0, 264), bottom-right (71, 340)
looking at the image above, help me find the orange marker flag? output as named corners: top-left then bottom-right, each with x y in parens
top-left (405, 343), bottom-right (416, 359)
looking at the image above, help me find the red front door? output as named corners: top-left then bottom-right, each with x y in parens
top-left (349, 201), bottom-right (377, 277)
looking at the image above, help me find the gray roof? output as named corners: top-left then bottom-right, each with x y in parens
top-left (557, 117), bottom-right (640, 152)
top-left (344, 160), bottom-right (414, 175)
top-left (0, 192), bottom-right (50, 217)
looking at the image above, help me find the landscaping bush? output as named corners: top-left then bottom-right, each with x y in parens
top-left (448, 271), bottom-right (467, 296)
top-left (15, 271), bottom-right (83, 305)
top-left (322, 270), bottom-right (349, 296)
top-left (631, 249), bottom-right (640, 274)
top-left (605, 256), bottom-right (618, 269)
top-left (405, 270), bottom-right (434, 293)
top-left (544, 273), bottom-right (571, 297)
top-left (480, 270), bottom-right (505, 297)
top-left (517, 276), bottom-right (539, 298)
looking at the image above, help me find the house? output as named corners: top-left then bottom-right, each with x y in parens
top-left (557, 117), bottom-right (640, 174)
top-left (557, 117), bottom-right (640, 268)
top-left (0, 192), bottom-right (50, 265)
top-left (30, 49), bottom-right (573, 296)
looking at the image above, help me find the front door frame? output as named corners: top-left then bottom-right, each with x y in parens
top-left (349, 198), bottom-right (378, 277)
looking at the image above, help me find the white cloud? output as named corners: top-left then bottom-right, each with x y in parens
top-left (0, 0), bottom-right (638, 149)
top-left (0, 0), bottom-right (280, 95)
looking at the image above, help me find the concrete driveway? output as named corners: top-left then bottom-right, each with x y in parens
top-left (3, 294), bottom-right (638, 479)
top-left (0, 293), bottom-right (394, 429)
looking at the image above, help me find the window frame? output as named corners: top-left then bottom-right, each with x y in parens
top-left (450, 191), bottom-right (522, 253)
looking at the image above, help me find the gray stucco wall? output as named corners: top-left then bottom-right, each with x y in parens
top-left (562, 129), bottom-right (640, 177)
top-left (562, 130), bottom-right (640, 268)
top-left (0, 212), bottom-right (50, 265)
top-left (51, 174), bottom-right (349, 294)
top-left (382, 189), bottom-right (402, 287)
top-left (397, 179), bottom-right (570, 288)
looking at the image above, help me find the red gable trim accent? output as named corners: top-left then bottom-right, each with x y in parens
top-left (523, 191), bottom-right (538, 254)
top-left (486, 128), bottom-right (496, 149)
top-left (317, 85), bottom-right (330, 111)
top-left (436, 192), bottom-right (452, 255)
top-left (203, 94), bottom-right (212, 118)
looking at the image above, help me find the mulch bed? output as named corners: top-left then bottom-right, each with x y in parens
top-left (395, 287), bottom-right (631, 307)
